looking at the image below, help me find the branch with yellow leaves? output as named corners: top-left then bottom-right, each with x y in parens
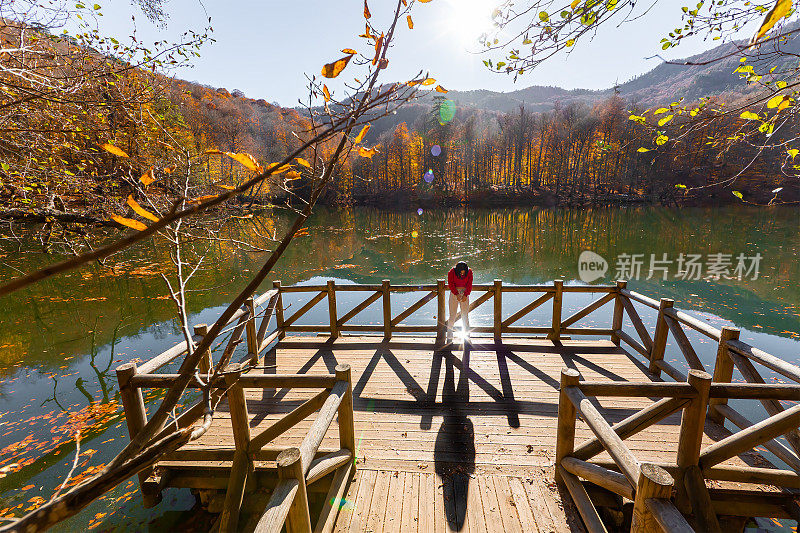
top-left (0, 1), bottom-right (435, 531)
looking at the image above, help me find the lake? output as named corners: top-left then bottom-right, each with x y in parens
top-left (1, 205), bottom-right (799, 530)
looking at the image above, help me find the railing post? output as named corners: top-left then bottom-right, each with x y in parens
top-left (246, 296), bottom-right (259, 366)
top-left (675, 369), bottom-right (711, 513)
top-left (556, 368), bottom-right (580, 483)
top-left (549, 279), bottom-right (563, 341)
top-left (610, 280), bottom-right (627, 345)
top-left (709, 326), bottom-right (740, 424)
top-left (220, 362), bottom-right (252, 533)
top-left (273, 280), bottom-right (285, 340)
top-left (631, 463), bottom-right (673, 533)
top-left (493, 279), bottom-right (502, 341)
top-left (116, 363), bottom-right (159, 507)
top-left (327, 280), bottom-right (339, 338)
top-left (335, 364), bottom-right (356, 465)
top-left (436, 279), bottom-right (446, 345)
top-left (382, 279), bottom-right (391, 340)
top-left (648, 298), bottom-right (674, 376)
top-left (277, 448), bottom-right (312, 533)
top-left (193, 323), bottom-right (211, 374)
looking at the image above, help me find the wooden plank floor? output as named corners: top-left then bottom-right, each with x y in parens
top-left (175, 335), bottom-right (764, 530)
top-left (333, 467), bottom-right (585, 533)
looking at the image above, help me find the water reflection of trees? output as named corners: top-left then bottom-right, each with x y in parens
top-left (0, 206), bottom-right (797, 370)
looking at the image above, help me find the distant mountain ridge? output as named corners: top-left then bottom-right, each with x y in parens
top-left (414, 30), bottom-right (800, 113)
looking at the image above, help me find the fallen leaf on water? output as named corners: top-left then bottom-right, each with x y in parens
top-left (111, 215), bottom-right (147, 231)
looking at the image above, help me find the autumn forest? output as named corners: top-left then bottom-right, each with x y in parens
top-left (2, 14), bottom-right (799, 231)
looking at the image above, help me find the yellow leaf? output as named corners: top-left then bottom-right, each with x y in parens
top-left (767, 94), bottom-right (787, 108)
top-left (354, 124), bottom-right (371, 144)
top-left (101, 143), bottom-right (128, 158)
top-left (570, 0), bottom-right (580, 8)
top-left (266, 162), bottom-right (291, 174)
top-left (778, 98), bottom-right (792, 111)
top-left (407, 15), bottom-right (414, 29)
top-left (373, 32), bottom-right (384, 65)
top-left (163, 165), bottom-right (176, 174)
top-left (751, 0), bottom-right (791, 44)
top-left (188, 194), bottom-right (217, 205)
top-left (341, 48), bottom-right (358, 54)
top-left (418, 0), bottom-right (432, 3)
top-left (111, 215), bottom-right (147, 231)
top-left (217, 184), bottom-right (236, 190)
top-left (359, 146), bottom-right (378, 158)
top-left (359, 22), bottom-right (374, 39)
top-left (435, 85), bottom-right (448, 93)
top-left (139, 167), bottom-right (155, 186)
top-left (126, 195), bottom-right (159, 222)
top-left (322, 84), bottom-right (331, 102)
top-left (204, 148), bottom-right (223, 154)
top-left (225, 152), bottom-right (263, 172)
top-left (407, 78), bottom-right (423, 86)
top-left (295, 227), bottom-right (309, 237)
top-left (364, 0), bottom-right (371, 18)
top-left (421, 78), bottom-right (436, 86)
top-left (321, 54), bottom-right (354, 78)
top-left (285, 170), bottom-right (301, 180)
top-left (296, 157), bottom-right (312, 168)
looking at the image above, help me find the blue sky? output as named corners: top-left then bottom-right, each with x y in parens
top-left (95, 0), bottom-right (748, 106)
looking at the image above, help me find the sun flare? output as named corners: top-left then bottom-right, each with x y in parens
top-left (443, 0), bottom-right (496, 50)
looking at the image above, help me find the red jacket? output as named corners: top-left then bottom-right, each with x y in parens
top-left (448, 268), bottom-right (473, 296)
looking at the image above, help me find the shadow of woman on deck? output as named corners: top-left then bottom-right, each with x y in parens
top-left (434, 345), bottom-right (475, 531)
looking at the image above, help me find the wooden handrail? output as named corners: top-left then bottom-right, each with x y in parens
top-left (572, 396), bottom-right (689, 462)
top-left (560, 456), bottom-right (634, 500)
top-left (727, 338), bottom-right (800, 384)
top-left (299, 381), bottom-right (348, 472)
top-left (700, 403), bottom-right (800, 469)
top-left (563, 385), bottom-right (641, 485)
top-left (709, 404), bottom-right (800, 472)
top-left (248, 389), bottom-right (331, 452)
top-left (645, 498), bottom-right (694, 533)
top-left (558, 365), bottom-right (800, 532)
top-left (663, 307), bottom-right (721, 341)
top-left (129, 373), bottom-right (337, 389)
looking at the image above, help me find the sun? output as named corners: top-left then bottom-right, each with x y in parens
top-left (443, 0), bottom-right (497, 50)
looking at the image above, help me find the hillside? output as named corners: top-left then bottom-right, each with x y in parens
top-left (391, 29), bottom-right (800, 117)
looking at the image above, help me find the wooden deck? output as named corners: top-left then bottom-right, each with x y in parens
top-left (333, 467), bottom-right (581, 533)
top-left (167, 334), bottom-right (760, 531)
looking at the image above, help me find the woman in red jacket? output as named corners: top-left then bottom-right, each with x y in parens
top-left (447, 261), bottom-right (473, 341)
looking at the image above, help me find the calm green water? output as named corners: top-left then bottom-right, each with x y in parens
top-left (0, 206), bottom-right (799, 531)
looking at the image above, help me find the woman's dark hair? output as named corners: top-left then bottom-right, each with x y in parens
top-left (455, 261), bottom-right (469, 278)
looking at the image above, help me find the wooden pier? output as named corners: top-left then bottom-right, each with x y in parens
top-left (116, 280), bottom-right (800, 532)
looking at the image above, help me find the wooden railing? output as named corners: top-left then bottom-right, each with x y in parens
top-left (116, 286), bottom-right (355, 532)
top-left (116, 278), bottom-right (800, 531)
top-left (557, 368), bottom-right (800, 532)
top-left (271, 278), bottom-right (618, 341)
top-left (614, 283), bottom-right (800, 472)
top-left (123, 366), bottom-right (354, 532)
top-left (115, 289), bottom-right (280, 506)
top-left (254, 365), bottom-right (355, 533)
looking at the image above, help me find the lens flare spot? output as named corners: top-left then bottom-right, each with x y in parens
top-left (417, 208), bottom-right (424, 215)
top-left (423, 169), bottom-right (434, 183)
top-left (431, 145), bottom-right (442, 157)
top-left (439, 100), bottom-right (456, 123)
top-left (330, 497), bottom-right (354, 510)
top-left (411, 230), bottom-right (419, 238)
